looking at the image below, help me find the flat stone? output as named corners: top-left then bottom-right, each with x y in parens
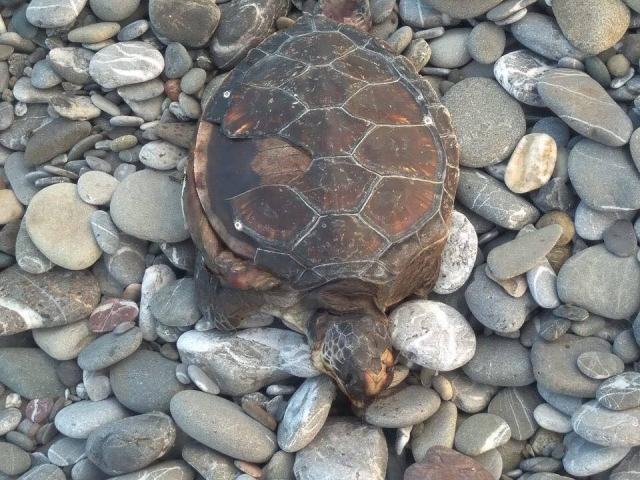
top-left (89, 42), bottom-right (164, 89)
top-left (597, 372), bottom-right (640, 410)
top-left (106, 460), bottom-right (195, 480)
top-left (429, 28), bottom-right (471, 68)
top-left (398, 0), bottom-right (448, 29)
top-left (263, 450), bottom-right (294, 480)
top-left (110, 349), bottom-right (186, 413)
top-left (277, 376), bottom-right (336, 452)
top-left (171, 390), bottom-right (277, 463)
top-left (488, 386), bottom-right (542, 441)
top-left (18, 464), bottom-right (66, 480)
top-left (527, 259), bottom-right (560, 309)
top-left (463, 336), bottom-right (534, 387)
top-left (293, 417), bottom-right (387, 480)
top-left (146, 122), bottom-right (197, 149)
top-left (77, 171), bottom-right (118, 206)
top-left (364, 385), bottom-right (441, 428)
top-left (54, 398), bottom-right (129, 439)
top-left (163, 43), bottom-right (193, 79)
top-left (464, 266), bottom-right (537, 333)
top-left (454, 413), bottom-right (511, 456)
top-left (149, 278), bottom-right (199, 327)
top-left (212, 0), bottom-right (288, 69)
top-left (24, 183), bottom-right (100, 270)
top-left (613, 329), bottom-right (640, 363)
top-left (577, 351), bottom-right (625, 380)
top-left (531, 334), bottom-right (611, 398)
top-left (572, 400), bottom-right (640, 447)
top-left (150, 0), bottom-right (220, 47)
top-left (0, 441), bottom-right (30, 476)
top-left (110, 169), bottom-right (189, 243)
top-left (410, 400), bottom-right (457, 461)
top-left (557, 245), bottom-right (640, 319)
top-left (604, 220), bottom-right (638, 257)
top-left (1, 250), bottom-right (92, 317)
top-left (0, 348), bottom-right (64, 399)
top-left (434, 211), bottom-right (477, 294)
top-left (32, 319), bottom-right (95, 361)
top-left (539, 69), bottom-right (632, 147)
top-left (405, 446), bottom-right (493, 480)
top-left (68, 22), bottom-right (121, 43)
top-left (574, 202), bottom-right (635, 241)
top-left (389, 300), bottom-right (475, 371)
top-left (89, 0), bottom-right (141, 21)
top-left (457, 168), bottom-right (539, 229)
top-left (177, 329), bottom-right (318, 396)
top-left (90, 210), bottom-right (119, 255)
top-left (533, 403), bottom-right (572, 433)
top-left (443, 78), bottom-right (525, 167)
top-left (77, 326), bottom-right (143, 371)
top-left (86, 412), bottom-right (176, 475)
top-left (505, 134), bottom-right (557, 193)
top-left (139, 140), bottom-right (187, 170)
top-left (104, 234), bottom-right (146, 286)
top-left (487, 225), bottom-right (562, 280)
top-left (0, 408), bottom-right (21, 436)
top-left (553, 0), bottom-right (630, 55)
top-left (50, 96), bottom-right (101, 121)
top-left (24, 119), bottom-right (91, 166)
top-left (511, 13), bottom-right (586, 61)
top-left (25, 0), bottom-right (87, 28)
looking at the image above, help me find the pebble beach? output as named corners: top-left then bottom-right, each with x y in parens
top-left (1, 0), bottom-right (640, 479)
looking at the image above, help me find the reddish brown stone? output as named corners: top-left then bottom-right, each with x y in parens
top-left (26, 398), bottom-right (53, 423)
top-left (404, 447), bottom-right (493, 480)
top-left (164, 80), bottom-right (181, 101)
top-left (88, 298), bottom-right (139, 333)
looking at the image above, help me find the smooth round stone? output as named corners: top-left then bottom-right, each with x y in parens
top-left (539, 69), bottom-right (632, 147)
top-left (150, 0), bottom-right (220, 47)
top-left (463, 336), bottom-right (534, 387)
top-left (48, 47), bottom-right (94, 85)
top-left (603, 220), bottom-right (637, 257)
top-left (390, 300), bottom-right (475, 371)
top-left (563, 434), bottom-right (630, 477)
top-left (467, 22), bottom-right (505, 64)
top-left (32, 320), bottom-right (95, 361)
top-left (89, 0), bottom-right (140, 20)
top-left (117, 80), bottom-right (164, 102)
top-left (532, 118), bottom-right (571, 150)
top-left (50, 96), bottom-right (101, 121)
top-left (531, 334), bottom-right (611, 398)
top-left (187, 364), bottom-right (220, 394)
top-left (0, 408), bottom-right (21, 436)
top-left (139, 140), bottom-right (187, 170)
top-left (424, 0), bottom-right (502, 18)
top-left (4, 153), bottom-right (37, 205)
top-left (596, 372), bottom-right (640, 410)
top-left (26, 0), bottom-right (87, 28)
top-left (577, 351), bottom-right (624, 380)
top-left (293, 417), bottom-right (387, 480)
top-left (118, 19), bottom-right (149, 41)
top-left (0, 441), bottom-right (30, 475)
top-left (510, 13), bottom-right (585, 61)
top-left (488, 386), bottom-right (542, 441)
top-left (575, 202), bottom-right (635, 241)
top-left (494, 50), bottom-right (553, 108)
top-left (457, 169), bottom-right (539, 229)
top-left (24, 119), bottom-right (91, 166)
top-left (487, 225), bottom-right (562, 280)
top-left (171, 390), bottom-right (277, 463)
top-left (614, 329), bottom-right (640, 363)
top-left (434, 211), bottom-right (477, 294)
top-left (77, 326), bottom-right (143, 371)
top-left (527, 259), bottom-right (560, 309)
top-left (277, 376), bottom-right (336, 452)
top-left (464, 266), bottom-right (537, 333)
top-left (557, 245), bottom-right (640, 319)
top-left (570, 140), bottom-right (640, 211)
top-left (410, 400), bottom-right (457, 462)
top-left (177, 328), bottom-right (318, 396)
top-left (149, 277), bottom-right (199, 327)
top-left (387, 26), bottom-right (413, 54)
top-left (553, 0), bottom-right (630, 55)
top-left (89, 42), bottom-right (164, 89)
top-left (212, 0), bottom-right (288, 69)
top-left (83, 369), bottom-right (112, 402)
top-left (68, 22), bottom-right (120, 43)
top-left (454, 414), bottom-right (511, 456)
top-left (442, 370), bottom-right (498, 414)
top-left (364, 385), bottom-right (441, 428)
top-left (104, 234), bottom-right (146, 285)
top-left (89, 298), bottom-right (138, 333)
top-left (164, 43), bottom-right (193, 79)
top-left (24, 183), bottom-right (100, 270)
top-left (54, 398), bottom-right (129, 439)
top-left (573, 400), bottom-right (640, 447)
top-left (406, 446), bottom-right (493, 480)
top-left (77, 171), bottom-right (118, 206)
top-left (111, 350), bottom-right (185, 413)
top-left (428, 28), bottom-right (471, 68)
top-left (0, 265), bottom-right (100, 334)
top-left (110, 169), bottom-right (189, 243)
top-left (443, 78), bottom-right (524, 167)
top-left (181, 68), bottom-right (207, 95)
top-left (90, 210), bottom-right (120, 255)
top-left (505, 134), bottom-right (557, 193)
top-left (86, 412), bottom-right (176, 475)
top-left (533, 403), bottom-right (572, 433)
top-left (0, 348), bottom-right (64, 399)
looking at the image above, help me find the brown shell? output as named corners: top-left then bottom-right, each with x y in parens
top-left (191, 14), bottom-right (459, 303)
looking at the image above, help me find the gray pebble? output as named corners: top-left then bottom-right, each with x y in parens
top-left (181, 68), bottom-right (207, 95)
top-left (603, 220), bottom-right (638, 257)
top-left (467, 22), bottom-right (505, 64)
top-left (164, 42), bottom-right (193, 79)
top-left (463, 336), bottom-right (534, 387)
top-left (454, 413), bottom-right (511, 456)
top-left (77, 326), bottom-right (143, 371)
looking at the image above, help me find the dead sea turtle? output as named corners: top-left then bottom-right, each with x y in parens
top-left (184, 14), bottom-right (459, 406)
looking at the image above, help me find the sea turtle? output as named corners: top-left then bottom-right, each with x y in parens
top-left (184, 14), bottom-right (459, 406)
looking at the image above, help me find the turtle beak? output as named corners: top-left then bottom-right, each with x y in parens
top-left (363, 348), bottom-right (395, 397)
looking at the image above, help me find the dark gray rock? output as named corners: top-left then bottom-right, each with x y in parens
top-left (77, 327), bottom-right (143, 371)
top-left (463, 336), bottom-right (534, 387)
top-left (488, 386), bottom-right (542, 441)
top-left (0, 348), bottom-right (64, 399)
top-left (604, 220), bottom-right (638, 257)
top-left (150, 0), bottom-right (220, 47)
top-left (24, 119), bottom-right (91, 166)
top-left (510, 13), bottom-right (586, 61)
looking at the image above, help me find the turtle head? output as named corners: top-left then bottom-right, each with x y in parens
top-left (308, 305), bottom-right (395, 408)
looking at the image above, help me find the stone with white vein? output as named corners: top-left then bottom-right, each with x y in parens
top-left (26, 0), bottom-right (87, 28)
top-left (572, 400), bottom-right (640, 447)
top-left (390, 300), bottom-right (476, 371)
top-left (434, 211), bottom-right (478, 294)
top-left (89, 42), bottom-right (164, 89)
top-left (494, 50), bottom-right (553, 107)
top-left (596, 372), bottom-right (640, 411)
top-left (454, 413), bottom-right (511, 456)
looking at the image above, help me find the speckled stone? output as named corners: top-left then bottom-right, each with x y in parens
top-left (434, 211), bottom-right (477, 294)
top-left (494, 50), bottom-right (553, 107)
top-left (454, 413), bottom-right (511, 456)
top-left (510, 13), bottom-right (586, 61)
top-left (364, 385), bottom-right (441, 428)
top-left (463, 336), bottom-right (534, 387)
top-left (596, 372), bottom-right (640, 410)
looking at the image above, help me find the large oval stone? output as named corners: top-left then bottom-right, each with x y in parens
top-left (538, 69), bottom-right (633, 147)
top-left (557, 245), bottom-right (640, 319)
top-left (572, 400), bottom-right (640, 447)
